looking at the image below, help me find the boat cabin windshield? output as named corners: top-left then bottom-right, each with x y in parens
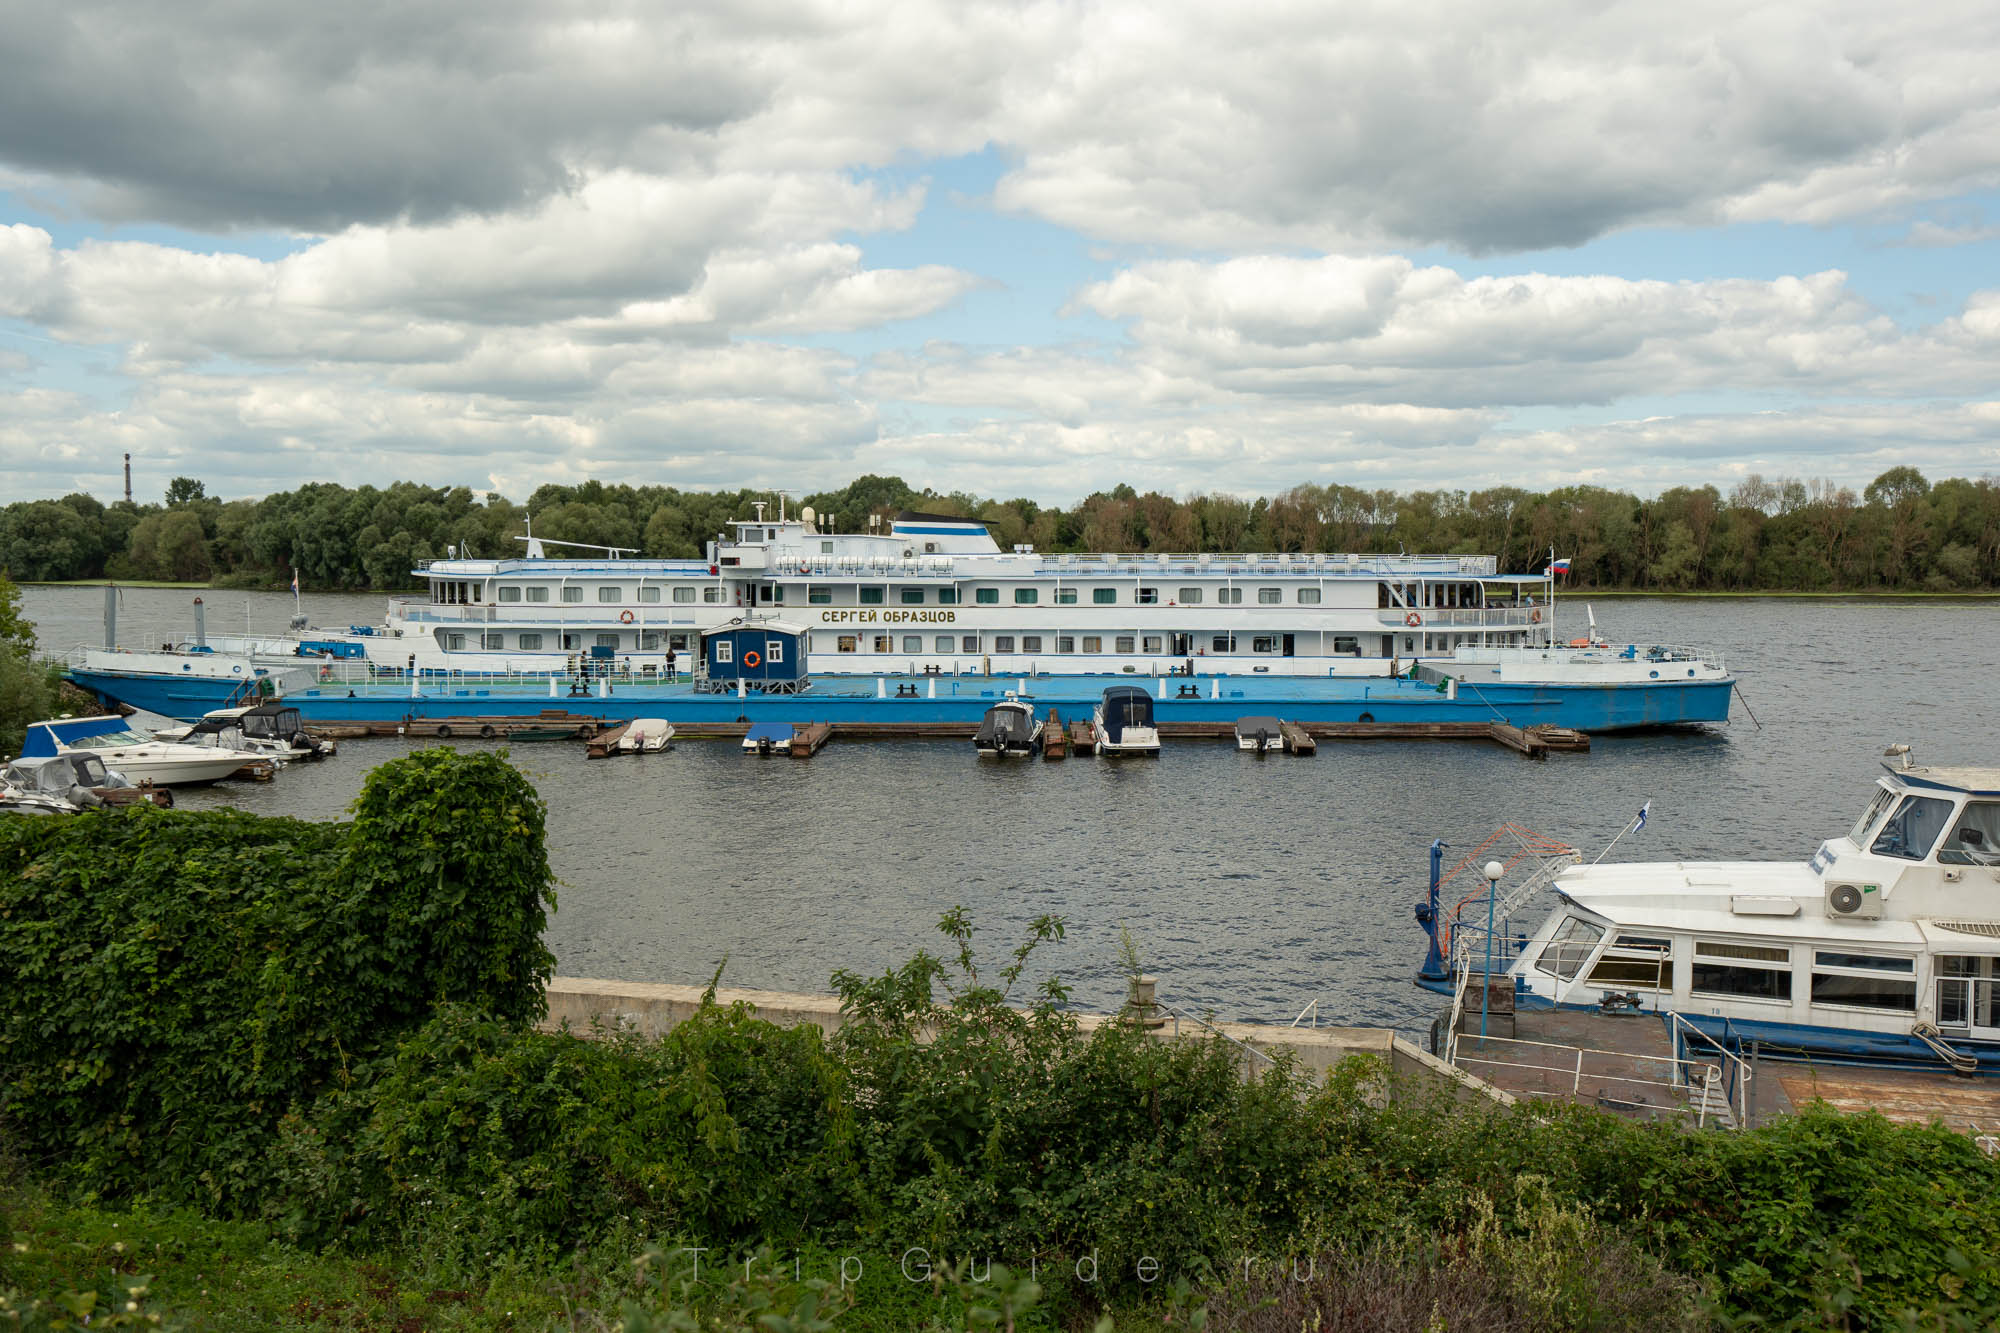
top-left (1938, 801), bottom-right (2000, 865)
top-left (1869, 794), bottom-right (1955, 861)
top-left (242, 708), bottom-right (302, 740)
top-left (1849, 785), bottom-right (1899, 844)
top-left (1534, 916), bottom-right (1605, 981)
top-left (67, 729), bottom-right (148, 749)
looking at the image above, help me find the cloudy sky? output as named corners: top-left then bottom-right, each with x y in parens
top-left (4, 0), bottom-right (2000, 507)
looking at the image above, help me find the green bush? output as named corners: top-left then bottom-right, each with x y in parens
top-left (272, 999), bottom-right (854, 1258)
top-left (0, 749), bottom-right (555, 1213)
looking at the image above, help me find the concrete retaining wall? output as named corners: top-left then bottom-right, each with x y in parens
top-left (543, 975), bottom-right (1514, 1106)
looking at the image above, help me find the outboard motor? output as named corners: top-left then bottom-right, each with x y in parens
top-left (66, 784), bottom-right (104, 809)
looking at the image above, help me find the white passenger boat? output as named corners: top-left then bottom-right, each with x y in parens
top-left (1419, 746), bottom-right (2000, 1073)
top-left (974, 699), bottom-right (1043, 757)
top-left (189, 503), bottom-right (1722, 691)
top-left (19, 717), bottom-right (260, 786)
top-left (1094, 686), bottom-right (1161, 757)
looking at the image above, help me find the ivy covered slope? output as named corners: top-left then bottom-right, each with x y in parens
top-left (0, 749), bottom-right (555, 1211)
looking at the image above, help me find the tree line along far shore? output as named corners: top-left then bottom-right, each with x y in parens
top-left (2, 466), bottom-right (1994, 594)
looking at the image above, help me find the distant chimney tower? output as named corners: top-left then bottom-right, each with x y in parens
top-left (123, 453), bottom-right (132, 504)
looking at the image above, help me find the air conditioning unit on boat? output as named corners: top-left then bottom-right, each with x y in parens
top-left (1825, 880), bottom-right (1883, 920)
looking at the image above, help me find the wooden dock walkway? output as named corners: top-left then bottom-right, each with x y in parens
top-left (318, 715), bottom-right (1589, 757)
top-left (789, 722), bottom-right (833, 757)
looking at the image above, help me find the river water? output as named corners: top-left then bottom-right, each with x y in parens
top-left (20, 584), bottom-right (2000, 1034)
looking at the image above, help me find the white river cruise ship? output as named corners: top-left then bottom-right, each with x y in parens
top-left (291, 503), bottom-right (1575, 678)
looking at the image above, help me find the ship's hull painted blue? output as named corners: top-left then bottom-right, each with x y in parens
top-left (71, 666), bottom-right (1733, 730)
top-left (1412, 976), bottom-right (2000, 1074)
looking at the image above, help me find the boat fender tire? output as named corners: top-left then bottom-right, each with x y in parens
top-left (480, 724), bottom-right (497, 739)
top-left (619, 610), bottom-right (635, 624)
top-left (1529, 609), bottom-right (1541, 623)
top-left (1358, 711), bottom-right (1374, 723)
top-left (1428, 1016), bottom-right (1443, 1055)
top-left (155, 789), bottom-right (175, 809)
top-left (1404, 612), bottom-right (1422, 627)
top-left (435, 724), bottom-right (453, 738)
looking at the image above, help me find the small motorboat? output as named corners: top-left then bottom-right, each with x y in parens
top-left (619, 718), bottom-right (674, 753)
top-left (3, 753), bottom-right (174, 809)
top-left (1094, 686), bottom-right (1161, 757)
top-left (742, 722), bottom-right (794, 755)
top-left (975, 699), bottom-right (1043, 757)
top-left (20, 717), bottom-right (268, 786)
top-left (155, 702), bottom-right (336, 761)
top-left (1235, 716), bottom-right (1283, 753)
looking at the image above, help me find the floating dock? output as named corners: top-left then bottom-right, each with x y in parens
top-left (289, 714), bottom-right (1594, 757)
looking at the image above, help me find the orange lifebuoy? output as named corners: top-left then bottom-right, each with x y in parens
top-left (742, 650), bottom-right (761, 668)
top-left (1405, 612), bottom-right (1422, 627)
top-left (1568, 637), bottom-right (1592, 648)
top-left (619, 610), bottom-right (635, 624)
top-left (1529, 609), bottom-right (1542, 624)
top-left (799, 563), bottom-right (811, 574)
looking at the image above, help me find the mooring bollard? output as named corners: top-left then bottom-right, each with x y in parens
top-left (1124, 974), bottom-right (1166, 1030)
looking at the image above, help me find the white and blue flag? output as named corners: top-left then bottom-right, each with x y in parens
top-left (1634, 801), bottom-right (1650, 833)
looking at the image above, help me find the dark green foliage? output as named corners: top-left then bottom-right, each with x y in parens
top-left (0, 750), bottom-right (554, 1213)
top-left (10, 465), bottom-right (2000, 591)
top-left (6, 856), bottom-right (1998, 1330)
top-left (273, 1001), bottom-right (853, 1258)
top-left (0, 572), bottom-right (49, 761)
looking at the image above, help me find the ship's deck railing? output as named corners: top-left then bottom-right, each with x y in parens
top-left (1447, 1026), bottom-right (1746, 1129)
top-left (296, 659), bottom-right (693, 688)
top-left (1380, 607), bottom-right (1540, 628)
top-left (1028, 551), bottom-right (1497, 576)
top-left (1448, 642), bottom-right (1728, 673)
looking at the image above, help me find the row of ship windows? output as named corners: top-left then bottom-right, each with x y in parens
top-left (470, 585), bottom-right (1331, 606)
top-left (823, 586), bottom-right (1322, 606)
top-left (1537, 922), bottom-right (1937, 1012)
top-left (445, 632), bottom-right (695, 651)
top-left (829, 633), bottom-right (1364, 655)
top-left (489, 586), bottom-right (726, 604)
top-left (440, 631), bottom-right (1364, 656)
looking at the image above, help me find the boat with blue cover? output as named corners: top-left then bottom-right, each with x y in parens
top-left (1416, 745), bottom-right (2000, 1074)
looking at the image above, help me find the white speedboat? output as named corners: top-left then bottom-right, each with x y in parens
top-left (1235, 715), bottom-right (1283, 752)
top-left (618, 718), bottom-right (674, 753)
top-left (3, 753), bottom-right (174, 809)
top-left (1418, 745), bottom-right (2000, 1073)
top-left (974, 698), bottom-right (1042, 757)
top-left (20, 717), bottom-right (261, 786)
top-left (1094, 686), bottom-right (1161, 757)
